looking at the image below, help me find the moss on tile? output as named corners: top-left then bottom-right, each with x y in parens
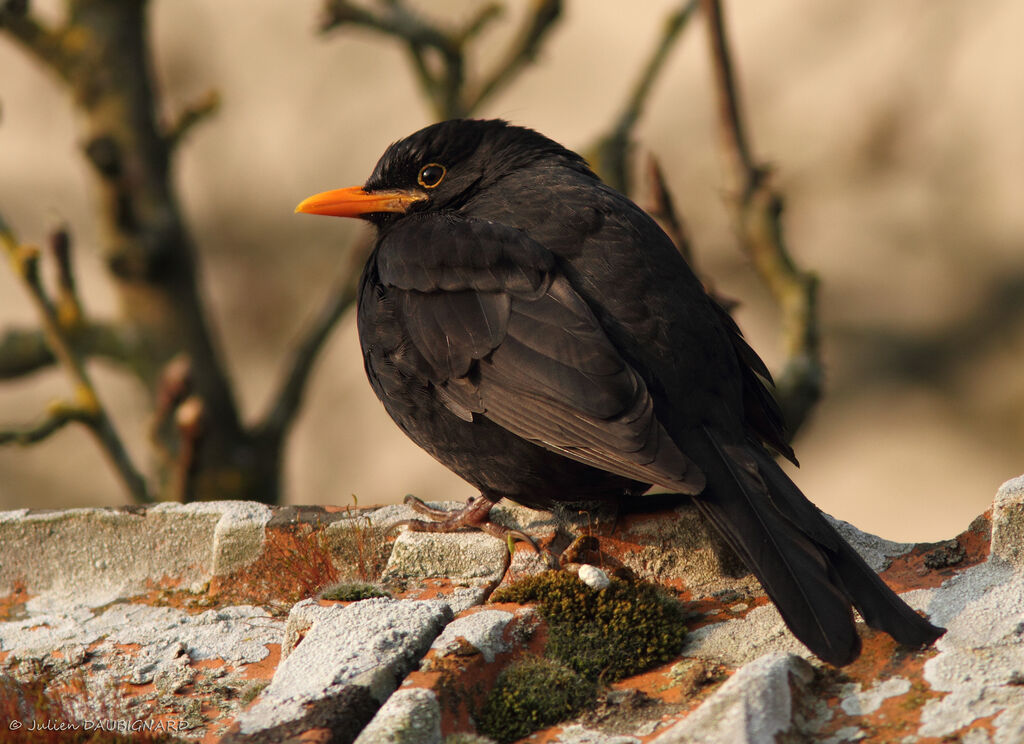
top-left (491, 570), bottom-right (688, 682)
top-left (476, 656), bottom-right (594, 743)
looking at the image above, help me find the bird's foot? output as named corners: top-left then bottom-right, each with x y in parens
top-left (396, 495), bottom-right (547, 560)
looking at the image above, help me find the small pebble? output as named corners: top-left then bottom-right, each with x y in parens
top-left (578, 564), bottom-right (611, 590)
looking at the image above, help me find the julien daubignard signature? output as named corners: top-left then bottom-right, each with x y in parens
top-left (9, 718), bottom-right (190, 733)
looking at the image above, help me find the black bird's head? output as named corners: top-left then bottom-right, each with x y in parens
top-left (295, 119), bottom-right (594, 228)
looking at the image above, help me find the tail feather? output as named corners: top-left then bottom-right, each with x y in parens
top-left (692, 427), bottom-right (943, 666)
top-left (746, 446), bottom-right (944, 647)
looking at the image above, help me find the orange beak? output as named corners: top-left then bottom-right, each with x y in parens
top-left (294, 186), bottom-right (426, 218)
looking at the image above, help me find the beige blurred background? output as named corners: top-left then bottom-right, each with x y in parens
top-left (1, 0), bottom-right (1021, 542)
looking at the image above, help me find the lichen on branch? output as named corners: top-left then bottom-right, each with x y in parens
top-left (0, 218), bottom-right (152, 503)
top-left (701, 0), bottom-right (821, 436)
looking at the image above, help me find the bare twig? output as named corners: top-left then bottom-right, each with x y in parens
top-left (456, 3), bottom-right (503, 43)
top-left (702, 0), bottom-right (755, 194)
top-left (465, 0), bottom-right (562, 112)
top-left (149, 353), bottom-right (193, 461)
top-left (591, 0), bottom-right (698, 193)
top-left (256, 236), bottom-right (372, 445)
top-left (0, 2), bottom-right (75, 82)
top-left (0, 401), bottom-right (92, 445)
top-left (0, 321), bottom-right (144, 379)
top-left (173, 396), bottom-right (204, 503)
top-left (645, 154), bottom-right (693, 265)
top-left (322, 0), bottom-right (463, 116)
top-left (321, 0), bottom-right (562, 119)
top-left (0, 219), bottom-right (152, 502)
top-left (0, 325), bottom-right (54, 378)
top-left (49, 226), bottom-right (83, 330)
top-left (700, 0), bottom-right (821, 435)
top-left (645, 155), bottom-right (738, 312)
top-left (165, 89), bottom-right (221, 148)
top-left (146, 356), bottom-right (209, 503)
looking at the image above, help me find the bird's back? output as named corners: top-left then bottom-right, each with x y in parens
top-left (461, 164), bottom-right (769, 454)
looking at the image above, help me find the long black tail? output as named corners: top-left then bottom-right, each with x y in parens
top-left (690, 427), bottom-right (944, 666)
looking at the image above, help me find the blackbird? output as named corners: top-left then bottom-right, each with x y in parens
top-left (296, 118), bottom-right (943, 666)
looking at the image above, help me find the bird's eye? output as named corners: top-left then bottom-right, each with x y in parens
top-left (417, 163), bottom-right (446, 189)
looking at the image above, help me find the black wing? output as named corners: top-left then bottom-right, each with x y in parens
top-left (375, 213), bottom-right (705, 494)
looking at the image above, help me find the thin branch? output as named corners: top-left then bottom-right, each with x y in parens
top-left (0, 321), bottom-right (145, 379)
top-left (0, 3), bottom-right (75, 82)
top-left (701, 0), bottom-right (821, 435)
top-left (406, 41), bottom-right (441, 105)
top-left (590, 0), bottom-right (698, 193)
top-left (465, 0), bottom-right (563, 112)
top-left (0, 220), bottom-right (153, 502)
top-left (256, 236), bottom-right (371, 444)
top-left (701, 0), bottom-right (756, 194)
top-left (322, 0), bottom-right (461, 117)
top-left (0, 402), bottom-right (92, 445)
top-left (456, 3), bottom-right (503, 43)
top-left (645, 154), bottom-right (738, 312)
top-left (49, 226), bottom-right (84, 330)
top-left (0, 325), bottom-right (53, 378)
top-left (645, 154), bottom-right (693, 265)
top-left (148, 353), bottom-right (192, 460)
top-left (172, 396), bottom-right (204, 503)
top-left (146, 356), bottom-right (208, 503)
top-left (321, 0), bottom-right (562, 119)
top-left (322, 0), bottom-right (451, 47)
top-left (165, 89), bottom-right (221, 148)
top-left (0, 223), bottom-right (143, 379)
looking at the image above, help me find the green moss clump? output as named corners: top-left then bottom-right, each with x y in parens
top-left (239, 680), bottom-right (271, 706)
top-left (491, 570), bottom-right (687, 682)
top-left (319, 582), bottom-right (391, 602)
top-left (476, 656), bottom-right (594, 744)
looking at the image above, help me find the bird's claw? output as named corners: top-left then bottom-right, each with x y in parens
top-left (395, 495), bottom-right (551, 563)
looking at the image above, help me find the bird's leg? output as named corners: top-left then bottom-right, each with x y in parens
top-left (402, 495), bottom-right (466, 520)
top-left (396, 494), bottom-right (543, 555)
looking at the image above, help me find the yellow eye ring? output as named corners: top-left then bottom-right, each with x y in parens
top-left (417, 163), bottom-right (446, 188)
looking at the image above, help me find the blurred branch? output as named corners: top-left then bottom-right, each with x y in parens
top-left (256, 237), bottom-right (372, 446)
top-left (590, 0), bottom-right (698, 193)
top-left (149, 353), bottom-right (191, 457)
top-left (49, 227), bottom-right (83, 329)
top-left (702, 0), bottom-right (755, 192)
top-left (0, 220), bottom-right (142, 379)
top-left (457, 3), bottom-right (503, 43)
top-left (0, 1), bottom-right (76, 82)
top-left (645, 155), bottom-right (738, 314)
top-left (165, 89), bottom-right (221, 149)
top-left (466, 0), bottom-right (561, 112)
top-left (146, 356), bottom-right (208, 503)
top-left (321, 0), bottom-right (562, 119)
top-left (645, 154), bottom-right (693, 266)
top-left (0, 218), bottom-right (152, 502)
top-left (701, 0), bottom-right (821, 436)
top-left (0, 400), bottom-right (93, 445)
top-left (0, 321), bottom-right (143, 379)
top-left (2, 0), bottom-right (258, 501)
top-left (322, 0), bottom-right (466, 117)
top-left (0, 325), bottom-right (56, 377)
top-left (172, 395), bottom-right (204, 503)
